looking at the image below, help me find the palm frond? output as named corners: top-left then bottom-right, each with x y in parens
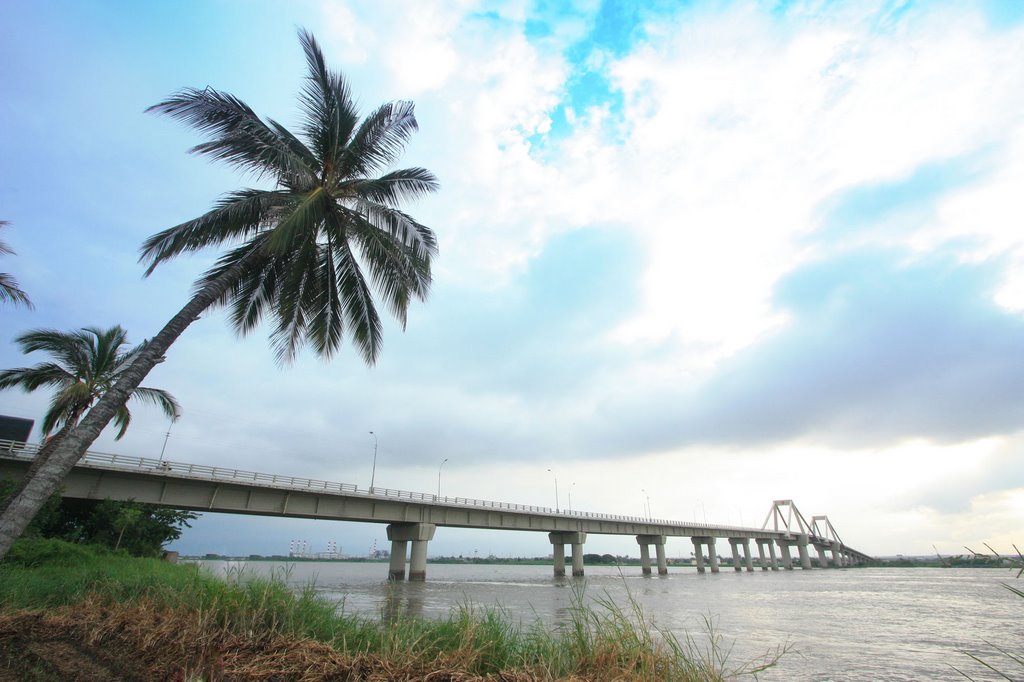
top-left (307, 234), bottom-right (344, 357)
top-left (0, 274), bottom-right (33, 308)
top-left (0, 364), bottom-right (75, 392)
top-left (269, 237), bottom-right (320, 364)
top-left (195, 236), bottom-right (281, 332)
top-left (112, 404), bottom-right (131, 440)
top-left (347, 201), bottom-right (438, 261)
top-left (42, 384), bottom-right (92, 437)
top-left (0, 221), bottom-right (34, 309)
top-left (139, 189), bottom-right (286, 275)
top-left (14, 329), bottom-right (92, 374)
top-left (347, 167), bottom-right (440, 206)
top-left (264, 187), bottom-right (330, 254)
top-left (130, 386), bottom-right (182, 422)
top-left (334, 240), bottom-right (383, 364)
top-left (351, 225), bottom-right (432, 327)
top-left (341, 101), bottom-right (420, 178)
top-left (297, 29), bottom-right (358, 173)
top-left (147, 87), bottom-right (317, 184)
top-left (0, 220), bottom-right (12, 256)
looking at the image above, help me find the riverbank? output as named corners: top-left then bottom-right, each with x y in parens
top-left (0, 539), bottom-right (786, 681)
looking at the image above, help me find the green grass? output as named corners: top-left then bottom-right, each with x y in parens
top-left (1, 538), bottom-right (787, 680)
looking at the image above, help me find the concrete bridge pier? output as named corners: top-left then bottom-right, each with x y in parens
top-left (729, 539), bottom-right (743, 572)
top-left (756, 539), bottom-right (778, 570)
top-left (655, 539), bottom-right (667, 575)
top-left (637, 535), bottom-right (668, 575)
top-left (639, 542), bottom-right (652, 575)
top-left (830, 546), bottom-right (843, 567)
top-left (741, 539), bottom-right (754, 571)
top-left (692, 537), bottom-right (719, 574)
top-left (388, 540), bottom-right (408, 581)
top-left (814, 543), bottom-right (831, 568)
top-left (387, 523), bottom-right (437, 581)
top-left (550, 532), bottom-right (586, 577)
top-left (796, 534), bottom-right (813, 569)
top-left (728, 538), bottom-right (754, 572)
top-left (777, 539), bottom-right (794, 570)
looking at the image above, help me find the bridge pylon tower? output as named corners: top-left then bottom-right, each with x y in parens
top-left (761, 500), bottom-right (814, 569)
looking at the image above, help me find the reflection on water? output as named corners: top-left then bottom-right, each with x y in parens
top-left (195, 561), bottom-right (1021, 681)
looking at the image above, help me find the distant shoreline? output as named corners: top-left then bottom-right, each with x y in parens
top-left (182, 554), bottom-right (1012, 569)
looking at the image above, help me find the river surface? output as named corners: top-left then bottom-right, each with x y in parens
top-left (196, 561), bottom-right (1021, 680)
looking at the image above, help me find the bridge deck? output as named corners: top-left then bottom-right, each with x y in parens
top-left (0, 440), bottom-right (873, 562)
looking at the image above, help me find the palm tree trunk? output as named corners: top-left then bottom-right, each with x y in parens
top-left (0, 251), bottom-right (260, 560)
top-left (0, 423), bottom-right (72, 516)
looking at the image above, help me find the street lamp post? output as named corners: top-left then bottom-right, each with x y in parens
top-left (369, 431), bottom-right (378, 492)
top-left (695, 498), bottom-right (707, 524)
top-left (642, 488), bottom-right (651, 521)
top-left (158, 419), bottom-right (174, 462)
top-left (568, 482), bottom-right (576, 513)
top-left (547, 468), bottom-right (559, 512)
top-left (437, 458), bottom-right (448, 497)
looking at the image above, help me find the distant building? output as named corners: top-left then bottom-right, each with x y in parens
top-left (0, 415), bottom-right (33, 443)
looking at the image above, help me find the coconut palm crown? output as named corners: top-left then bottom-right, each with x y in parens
top-left (0, 326), bottom-right (181, 440)
top-left (0, 221), bottom-right (33, 308)
top-left (141, 28), bottom-right (439, 364)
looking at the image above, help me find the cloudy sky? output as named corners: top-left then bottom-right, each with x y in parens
top-left (2, 0), bottom-right (1022, 559)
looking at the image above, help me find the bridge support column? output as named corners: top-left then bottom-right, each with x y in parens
top-left (777, 539), bottom-right (794, 570)
top-left (814, 544), bottom-right (830, 568)
top-left (655, 540), bottom-right (668, 575)
top-left (797, 534), bottom-right (812, 570)
top-left (387, 523), bottom-right (436, 581)
top-left (708, 538), bottom-right (719, 573)
top-left (764, 540), bottom-right (779, 570)
top-left (830, 546), bottom-right (842, 567)
top-left (756, 539), bottom-right (768, 570)
top-left (741, 539), bottom-right (754, 571)
top-left (692, 537), bottom-right (706, 573)
top-left (571, 539), bottom-right (585, 577)
top-left (728, 539), bottom-right (743, 572)
top-left (692, 537), bottom-right (719, 573)
top-left (549, 537), bottom-right (565, 577)
top-left (550, 532), bottom-right (586, 578)
top-left (409, 540), bottom-right (429, 581)
top-left (637, 535), bottom-right (667, 575)
top-left (388, 540), bottom-right (407, 581)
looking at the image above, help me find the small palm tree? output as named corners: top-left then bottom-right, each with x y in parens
top-left (0, 29), bottom-right (438, 559)
top-left (0, 326), bottom-right (181, 440)
top-left (0, 221), bottom-right (33, 308)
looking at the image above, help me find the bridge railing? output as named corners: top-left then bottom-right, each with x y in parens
top-left (0, 439), bottom-right (762, 534)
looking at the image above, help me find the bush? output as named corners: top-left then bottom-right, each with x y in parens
top-left (2, 537), bottom-right (107, 568)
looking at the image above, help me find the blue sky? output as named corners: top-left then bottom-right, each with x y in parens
top-left (2, 0), bottom-right (1023, 558)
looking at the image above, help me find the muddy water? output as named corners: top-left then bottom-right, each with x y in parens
top-left (197, 561), bottom-right (1022, 681)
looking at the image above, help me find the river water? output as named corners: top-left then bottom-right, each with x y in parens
top-left (196, 561), bottom-right (1021, 680)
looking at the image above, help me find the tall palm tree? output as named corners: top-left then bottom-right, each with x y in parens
top-left (0, 326), bottom-right (181, 439)
top-left (0, 29), bottom-right (439, 559)
top-left (0, 221), bottom-right (33, 308)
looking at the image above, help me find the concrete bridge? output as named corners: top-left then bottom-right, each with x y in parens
top-left (0, 440), bottom-right (873, 580)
